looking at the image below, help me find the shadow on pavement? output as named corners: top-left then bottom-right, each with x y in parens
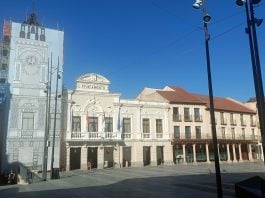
top-left (1, 172), bottom-right (265, 198)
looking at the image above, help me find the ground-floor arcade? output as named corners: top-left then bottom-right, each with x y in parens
top-left (172, 139), bottom-right (263, 164)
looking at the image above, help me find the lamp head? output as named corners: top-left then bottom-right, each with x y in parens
top-left (203, 14), bottom-right (211, 23)
top-left (192, 0), bottom-right (203, 9)
top-left (255, 18), bottom-right (263, 26)
top-left (236, 0), bottom-right (246, 6)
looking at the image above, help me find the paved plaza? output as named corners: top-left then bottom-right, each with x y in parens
top-left (0, 162), bottom-right (265, 198)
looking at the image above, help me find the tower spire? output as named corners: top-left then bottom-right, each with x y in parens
top-left (24, 0), bottom-right (41, 26)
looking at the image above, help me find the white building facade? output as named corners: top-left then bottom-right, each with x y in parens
top-left (0, 13), bottom-right (64, 173)
top-left (62, 73), bottom-right (262, 171)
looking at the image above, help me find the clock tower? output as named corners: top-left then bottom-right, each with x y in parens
top-left (0, 11), bottom-right (64, 175)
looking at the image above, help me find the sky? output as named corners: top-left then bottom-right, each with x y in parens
top-left (0, 0), bottom-right (265, 102)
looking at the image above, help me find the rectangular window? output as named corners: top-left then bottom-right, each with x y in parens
top-left (221, 127), bottom-right (226, 139)
top-left (156, 119), bottom-right (163, 133)
top-left (230, 113), bottom-right (236, 125)
top-left (22, 112), bottom-right (34, 130)
top-left (220, 112), bottom-right (226, 125)
top-left (231, 128), bottom-right (235, 139)
top-left (240, 114), bottom-right (246, 126)
top-left (122, 118), bottom-right (131, 133)
top-left (195, 126), bottom-right (201, 139)
top-left (72, 116), bottom-right (81, 132)
top-left (174, 126), bottom-right (180, 139)
top-left (242, 128), bottom-right (245, 139)
top-left (143, 118), bottom-right (150, 133)
top-left (184, 108), bottom-right (191, 121)
top-left (88, 117), bottom-right (98, 132)
top-left (194, 108), bottom-right (201, 122)
top-left (252, 128), bottom-right (255, 140)
top-left (105, 117), bottom-right (113, 132)
top-left (173, 107), bottom-right (181, 121)
top-left (250, 115), bottom-right (256, 126)
top-left (185, 126), bottom-right (191, 139)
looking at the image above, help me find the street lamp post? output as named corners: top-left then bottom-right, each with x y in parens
top-left (236, 0), bottom-right (265, 162)
top-left (50, 57), bottom-right (61, 179)
top-left (193, 1), bottom-right (223, 197)
top-left (42, 56), bottom-right (52, 181)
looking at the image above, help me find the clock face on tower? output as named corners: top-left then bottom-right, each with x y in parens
top-left (22, 55), bottom-right (39, 75)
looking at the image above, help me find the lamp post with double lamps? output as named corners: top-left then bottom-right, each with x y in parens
top-left (236, 0), bottom-right (265, 163)
top-left (192, 0), bottom-right (223, 197)
top-left (50, 57), bottom-right (62, 179)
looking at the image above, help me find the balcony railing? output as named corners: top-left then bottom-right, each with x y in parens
top-left (122, 133), bottom-right (131, 139)
top-left (172, 133), bottom-right (261, 141)
top-left (156, 133), bottom-right (163, 138)
top-left (142, 133), bottom-right (150, 139)
top-left (70, 131), bottom-right (121, 140)
top-left (240, 120), bottom-right (247, 126)
top-left (220, 119), bottom-right (227, 125)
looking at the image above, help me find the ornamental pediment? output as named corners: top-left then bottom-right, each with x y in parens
top-left (76, 73), bottom-right (110, 92)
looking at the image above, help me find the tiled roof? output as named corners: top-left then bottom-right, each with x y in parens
top-left (156, 86), bottom-right (255, 114)
top-left (157, 86), bottom-right (205, 105)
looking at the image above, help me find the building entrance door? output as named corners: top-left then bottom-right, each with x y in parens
top-left (157, 146), bottom-right (164, 165)
top-left (123, 147), bottom-right (131, 167)
top-left (143, 146), bottom-right (151, 166)
top-left (87, 147), bottom-right (98, 169)
top-left (104, 147), bottom-right (114, 168)
top-left (70, 147), bottom-right (81, 170)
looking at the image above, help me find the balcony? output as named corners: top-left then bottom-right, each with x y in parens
top-left (69, 131), bottom-right (121, 141)
top-left (122, 133), bottom-right (131, 139)
top-left (156, 133), bottom-right (163, 138)
top-left (142, 133), bottom-right (150, 139)
top-left (171, 133), bottom-right (260, 142)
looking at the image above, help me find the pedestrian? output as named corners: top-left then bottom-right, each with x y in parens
top-left (7, 170), bottom-right (15, 184)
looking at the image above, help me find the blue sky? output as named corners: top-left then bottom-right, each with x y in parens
top-left (1, 0), bottom-right (265, 102)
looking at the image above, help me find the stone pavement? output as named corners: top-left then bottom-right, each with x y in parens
top-left (0, 162), bottom-right (265, 198)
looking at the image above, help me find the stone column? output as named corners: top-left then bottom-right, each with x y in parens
top-left (151, 146), bottom-right (157, 166)
top-left (193, 144), bottom-right (197, 163)
top-left (232, 144), bottom-right (236, 162)
top-left (182, 144), bottom-right (186, 163)
top-left (226, 144), bottom-right (231, 162)
top-left (97, 145), bottom-right (104, 169)
top-left (206, 144), bottom-right (210, 163)
top-left (80, 146), bottom-right (88, 170)
top-left (217, 144), bottom-right (220, 162)
top-left (239, 144), bottom-right (243, 161)
top-left (114, 145), bottom-right (121, 168)
top-left (66, 144), bottom-right (70, 171)
top-left (248, 144), bottom-right (253, 161)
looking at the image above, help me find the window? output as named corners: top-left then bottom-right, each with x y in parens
top-left (22, 112), bottom-right (34, 130)
top-left (252, 128), bottom-right (255, 140)
top-left (88, 117), bottom-right (98, 132)
top-left (250, 115), bottom-right (255, 126)
top-left (40, 28), bottom-right (45, 41)
top-left (14, 63), bottom-right (21, 81)
top-left (20, 24), bottom-right (26, 38)
top-left (231, 128), bottom-right (235, 139)
top-left (105, 117), bottom-right (113, 132)
top-left (72, 116), bottom-right (81, 132)
top-left (122, 118), bottom-right (131, 133)
top-left (156, 119), bottom-right (163, 133)
top-left (174, 126), bottom-right (180, 139)
top-left (230, 113), bottom-right (236, 125)
top-left (242, 128), bottom-right (245, 139)
top-left (220, 112), bottom-right (226, 125)
top-left (185, 126), bottom-right (191, 139)
top-left (173, 107), bottom-right (181, 121)
top-left (31, 26), bottom-right (35, 33)
top-left (221, 127), bottom-right (226, 139)
top-left (184, 108), bottom-right (191, 121)
top-left (1, 63), bottom-right (7, 70)
top-left (194, 108), bottom-right (201, 122)
top-left (0, 78), bottom-right (5, 83)
top-left (195, 126), bottom-right (201, 139)
top-left (240, 114), bottom-right (246, 126)
top-left (142, 118), bottom-right (150, 133)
